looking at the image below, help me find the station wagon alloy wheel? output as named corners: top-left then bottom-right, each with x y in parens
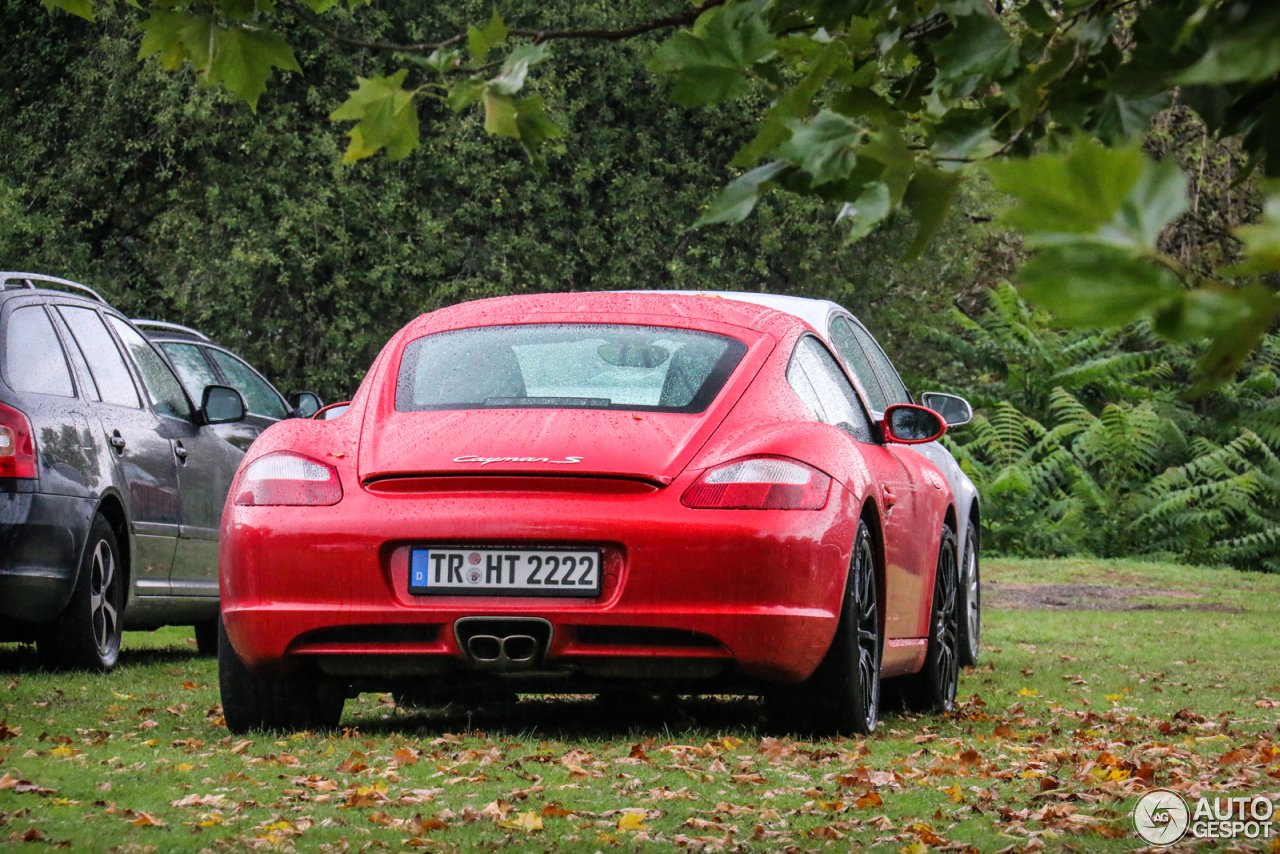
top-left (38, 515), bottom-right (124, 672)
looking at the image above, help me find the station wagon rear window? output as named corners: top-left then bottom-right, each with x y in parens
top-left (396, 324), bottom-right (747, 414)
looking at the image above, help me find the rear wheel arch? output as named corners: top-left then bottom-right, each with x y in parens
top-left (93, 493), bottom-right (130, 595)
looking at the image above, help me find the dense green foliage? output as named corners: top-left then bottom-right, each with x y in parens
top-left (38, 0), bottom-right (1280, 381)
top-left (1, 0), bottom-right (984, 400)
top-left (942, 285), bottom-right (1280, 572)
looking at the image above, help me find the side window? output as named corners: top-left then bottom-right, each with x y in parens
top-left (795, 337), bottom-right (875, 444)
top-left (3, 306), bottom-right (75, 397)
top-left (206, 349), bottom-right (289, 420)
top-left (54, 311), bottom-right (101, 402)
top-left (161, 342), bottom-right (220, 401)
top-left (845, 318), bottom-right (911, 405)
top-left (829, 317), bottom-right (889, 411)
top-left (785, 349), bottom-right (825, 422)
top-left (108, 318), bottom-right (193, 421)
top-left (58, 307), bottom-right (141, 408)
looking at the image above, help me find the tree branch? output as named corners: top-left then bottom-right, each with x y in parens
top-left (279, 0), bottom-right (728, 56)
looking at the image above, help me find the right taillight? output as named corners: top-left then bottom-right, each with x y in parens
top-left (0, 403), bottom-right (36, 479)
top-left (234, 452), bottom-right (343, 506)
top-left (682, 456), bottom-right (831, 510)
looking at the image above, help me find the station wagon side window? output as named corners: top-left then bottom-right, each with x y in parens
top-left (3, 305), bottom-right (75, 397)
top-left (108, 318), bottom-right (193, 421)
top-left (793, 336), bottom-right (875, 444)
top-left (58, 307), bottom-right (141, 409)
top-left (159, 342), bottom-right (220, 401)
top-left (206, 349), bottom-right (289, 420)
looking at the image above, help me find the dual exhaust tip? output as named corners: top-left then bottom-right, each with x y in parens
top-left (454, 617), bottom-right (552, 671)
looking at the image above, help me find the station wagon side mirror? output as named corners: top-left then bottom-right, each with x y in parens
top-left (881, 404), bottom-right (946, 444)
top-left (202, 385), bottom-right (246, 425)
top-left (288, 391), bottom-right (323, 418)
top-left (920, 391), bottom-right (973, 427)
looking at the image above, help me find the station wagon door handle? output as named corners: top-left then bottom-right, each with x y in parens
top-left (174, 442), bottom-right (188, 462)
top-left (109, 432), bottom-right (126, 452)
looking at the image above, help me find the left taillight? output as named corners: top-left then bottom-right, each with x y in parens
top-left (234, 452), bottom-right (343, 506)
top-left (682, 456), bottom-right (831, 510)
top-left (0, 403), bottom-right (37, 479)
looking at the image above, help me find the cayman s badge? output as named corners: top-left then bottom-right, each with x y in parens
top-left (454, 455), bottom-right (584, 466)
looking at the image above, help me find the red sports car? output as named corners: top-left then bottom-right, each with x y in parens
top-left (217, 293), bottom-right (961, 735)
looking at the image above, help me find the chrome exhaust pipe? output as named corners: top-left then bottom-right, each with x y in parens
top-left (454, 617), bottom-right (552, 671)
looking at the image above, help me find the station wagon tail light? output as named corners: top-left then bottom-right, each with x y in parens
top-left (0, 403), bottom-right (36, 479)
top-left (682, 456), bottom-right (830, 510)
top-left (234, 452), bottom-right (342, 506)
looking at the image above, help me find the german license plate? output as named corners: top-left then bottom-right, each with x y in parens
top-left (409, 547), bottom-right (601, 597)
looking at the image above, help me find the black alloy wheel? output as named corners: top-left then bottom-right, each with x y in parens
top-left (957, 518), bottom-right (981, 667)
top-left (776, 519), bottom-right (882, 736)
top-left (39, 514), bottom-right (124, 671)
top-left (905, 524), bottom-right (960, 713)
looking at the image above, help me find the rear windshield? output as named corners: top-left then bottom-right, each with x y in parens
top-left (396, 324), bottom-right (747, 414)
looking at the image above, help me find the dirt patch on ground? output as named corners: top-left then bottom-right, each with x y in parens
top-left (986, 582), bottom-right (1244, 613)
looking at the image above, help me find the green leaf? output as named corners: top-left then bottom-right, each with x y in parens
top-left (138, 9), bottom-right (200, 71)
top-left (1098, 157), bottom-right (1188, 252)
top-left (1018, 245), bottom-right (1183, 327)
top-left (329, 70), bottom-right (420, 162)
top-left (774, 111), bottom-right (863, 186)
top-left (696, 161), bottom-right (789, 226)
top-left (42, 0), bottom-right (95, 21)
top-left (933, 13), bottom-right (1020, 81)
top-left (1091, 89), bottom-right (1170, 143)
top-left (902, 165), bottom-right (963, 258)
top-left (731, 40), bottom-right (844, 168)
top-left (838, 181), bottom-right (891, 242)
top-left (482, 92), bottom-right (563, 172)
top-left (447, 78), bottom-right (485, 113)
top-left (988, 138), bottom-right (1144, 237)
top-left (649, 3), bottom-right (777, 107)
top-left (1177, 4), bottom-right (1280, 84)
top-left (208, 25), bottom-right (301, 112)
top-left (468, 12), bottom-right (509, 65)
top-left (424, 47), bottom-right (461, 74)
top-left (489, 44), bottom-right (552, 96)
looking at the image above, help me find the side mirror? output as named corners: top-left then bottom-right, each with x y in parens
top-left (920, 391), bottom-right (973, 427)
top-left (313, 402), bottom-right (351, 421)
top-left (288, 391), bottom-right (323, 418)
top-left (881, 404), bottom-right (946, 444)
top-left (201, 385), bottom-right (246, 425)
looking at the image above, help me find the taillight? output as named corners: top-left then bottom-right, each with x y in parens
top-left (0, 403), bottom-right (37, 479)
top-left (234, 452), bottom-right (343, 506)
top-left (682, 456), bottom-right (831, 510)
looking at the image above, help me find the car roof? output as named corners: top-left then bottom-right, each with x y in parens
top-left (131, 320), bottom-right (213, 343)
top-left (621, 290), bottom-right (843, 331)
top-left (408, 291), bottom-right (788, 336)
top-left (0, 272), bottom-right (109, 306)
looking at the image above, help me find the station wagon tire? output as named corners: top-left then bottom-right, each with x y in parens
top-left (957, 519), bottom-right (981, 667)
top-left (38, 514), bottom-right (124, 672)
top-left (194, 619), bottom-right (218, 657)
top-left (904, 524), bottom-right (960, 713)
top-left (218, 615), bottom-right (344, 734)
top-left (772, 520), bottom-right (881, 736)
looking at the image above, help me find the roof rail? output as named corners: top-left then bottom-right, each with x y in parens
top-left (0, 272), bottom-right (106, 303)
top-left (130, 319), bottom-right (212, 342)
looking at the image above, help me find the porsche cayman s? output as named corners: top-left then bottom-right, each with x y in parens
top-left (217, 292), bottom-right (962, 735)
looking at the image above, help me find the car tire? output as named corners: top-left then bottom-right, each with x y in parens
top-left (194, 620), bottom-right (218, 657)
top-left (957, 518), bottom-right (981, 667)
top-left (218, 614), bottom-right (344, 734)
top-left (773, 520), bottom-right (881, 736)
top-left (903, 524), bottom-right (960, 713)
top-left (38, 514), bottom-right (124, 672)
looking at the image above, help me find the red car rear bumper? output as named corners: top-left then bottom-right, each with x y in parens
top-left (220, 476), bottom-right (860, 686)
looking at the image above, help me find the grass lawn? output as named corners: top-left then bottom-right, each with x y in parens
top-left (1, 557), bottom-right (1278, 852)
